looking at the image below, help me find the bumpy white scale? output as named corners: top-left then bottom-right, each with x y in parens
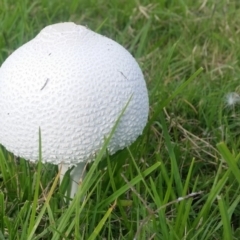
top-left (0, 22), bottom-right (149, 199)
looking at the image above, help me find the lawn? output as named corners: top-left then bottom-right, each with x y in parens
top-left (1, 0), bottom-right (240, 239)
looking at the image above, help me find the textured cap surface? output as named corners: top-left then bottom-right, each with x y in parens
top-left (0, 22), bottom-right (149, 165)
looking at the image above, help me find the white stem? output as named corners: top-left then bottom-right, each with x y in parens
top-left (58, 162), bottom-right (86, 200)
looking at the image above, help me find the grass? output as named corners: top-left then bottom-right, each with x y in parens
top-left (1, 0), bottom-right (240, 239)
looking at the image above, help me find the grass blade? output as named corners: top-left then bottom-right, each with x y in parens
top-left (217, 142), bottom-right (240, 185)
top-left (217, 195), bottom-right (233, 240)
top-left (0, 192), bottom-right (4, 233)
top-left (88, 201), bottom-right (116, 240)
top-left (27, 128), bottom-right (43, 236)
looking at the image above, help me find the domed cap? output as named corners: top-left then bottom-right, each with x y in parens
top-left (0, 22), bottom-right (149, 166)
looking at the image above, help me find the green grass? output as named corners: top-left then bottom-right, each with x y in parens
top-left (1, 0), bottom-right (240, 239)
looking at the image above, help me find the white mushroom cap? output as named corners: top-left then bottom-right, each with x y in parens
top-left (0, 22), bottom-right (149, 166)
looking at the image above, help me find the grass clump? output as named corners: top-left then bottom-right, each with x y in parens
top-left (1, 0), bottom-right (240, 239)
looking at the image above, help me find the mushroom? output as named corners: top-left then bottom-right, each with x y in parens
top-left (0, 22), bottom-right (149, 199)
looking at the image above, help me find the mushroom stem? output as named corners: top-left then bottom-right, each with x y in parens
top-left (59, 162), bottom-right (86, 200)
